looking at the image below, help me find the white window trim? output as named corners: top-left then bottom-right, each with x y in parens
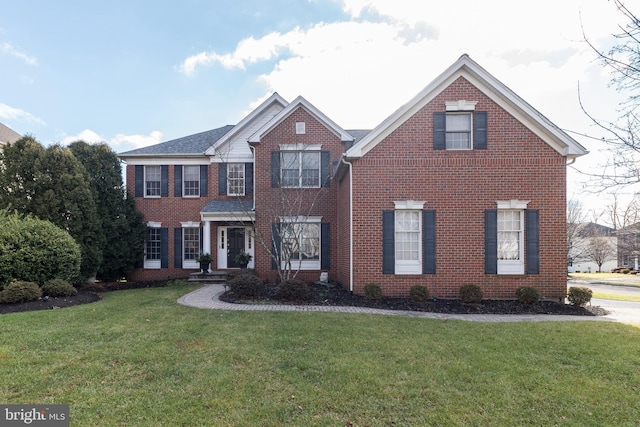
top-left (144, 165), bottom-right (161, 198)
top-left (144, 223), bottom-right (162, 269)
top-left (394, 208), bottom-right (423, 275)
top-left (445, 112), bottom-right (473, 151)
top-left (226, 163), bottom-right (245, 196)
top-left (279, 218), bottom-right (322, 270)
top-left (446, 100), bottom-right (477, 111)
top-left (280, 151), bottom-right (322, 188)
top-left (279, 143), bottom-right (322, 151)
top-left (182, 165), bottom-right (200, 198)
top-left (496, 200), bottom-right (529, 275)
top-left (182, 222), bottom-right (201, 269)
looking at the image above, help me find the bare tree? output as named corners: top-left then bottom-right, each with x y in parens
top-left (567, 199), bottom-right (587, 267)
top-left (605, 192), bottom-right (640, 230)
top-left (582, 235), bottom-right (617, 272)
top-left (579, 1), bottom-right (640, 188)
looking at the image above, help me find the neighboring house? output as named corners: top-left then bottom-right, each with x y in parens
top-left (119, 55), bottom-right (588, 300)
top-left (569, 222), bottom-right (617, 273)
top-left (0, 122), bottom-right (22, 149)
top-left (616, 222), bottom-right (640, 270)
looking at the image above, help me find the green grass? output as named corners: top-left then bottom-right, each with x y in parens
top-left (2, 284), bottom-right (640, 426)
top-left (593, 292), bottom-right (640, 302)
top-left (569, 272), bottom-right (640, 287)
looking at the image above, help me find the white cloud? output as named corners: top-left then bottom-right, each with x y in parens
top-left (0, 103), bottom-right (45, 126)
top-left (0, 42), bottom-right (37, 65)
top-left (61, 129), bottom-right (163, 152)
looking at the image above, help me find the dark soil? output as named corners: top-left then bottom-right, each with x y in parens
top-left (1, 280), bottom-right (608, 317)
top-left (221, 281), bottom-right (609, 316)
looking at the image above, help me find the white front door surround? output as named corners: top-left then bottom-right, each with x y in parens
top-left (217, 226), bottom-right (254, 269)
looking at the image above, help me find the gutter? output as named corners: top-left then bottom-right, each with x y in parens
top-left (340, 155), bottom-right (354, 293)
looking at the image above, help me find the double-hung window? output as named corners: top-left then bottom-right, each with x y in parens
top-left (445, 113), bottom-right (472, 150)
top-left (183, 227), bottom-right (200, 266)
top-left (498, 210), bottom-right (523, 273)
top-left (227, 163), bottom-right (245, 196)
top-left (281, 151), bottom-right (320, 188)
top-left (281, 222), bottom-right (320, 269)
top-left (145, 165), bottom-right (161, 197)
top-left (183, 165), bottom-right (200, 197)
top-left (144, 226), bottom-right (161, 268)
top-left (394, 209), bottom-right (422, 274)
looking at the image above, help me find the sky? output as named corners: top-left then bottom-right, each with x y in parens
top-left (0, 0), bottom-right (637, 222)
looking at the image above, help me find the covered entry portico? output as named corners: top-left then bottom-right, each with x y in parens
top-left (201, 199), bottom-right (255, 270)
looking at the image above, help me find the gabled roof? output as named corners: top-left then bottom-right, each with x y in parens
top-left (119, 125), bottom-right (234, 158)
top-left (248, 95), bottom-right (355, 144)
top-left (204, 93), bottom-right (288, 156)
top-left (0, 122), bottom-right (22, 145)
top-left (577, 222), bottom-right (615, 237)
top-left (346, 54), bottom-right (588, 160)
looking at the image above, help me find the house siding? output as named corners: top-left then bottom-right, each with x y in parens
top-left (346, 77), bottom-right (567, 300)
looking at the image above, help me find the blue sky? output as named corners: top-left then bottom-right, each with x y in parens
top-left (0, 0), bottom-right (635, 216)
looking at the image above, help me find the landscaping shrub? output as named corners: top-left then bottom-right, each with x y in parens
top-left (409, 285), bottom-right (429, 302)
top-left (516, 286), bottom-right (540, 305)
top-left (363, 283), bottom-right (383, 301)
top-left (276, 279), bottom-right (310, 302)
top-left (567, 286), bottom-right (593, 307)
top-left (42, 279), bottom-right (78, 297)
top-left (0, 211), bottom-right (81, 286)
top-left (459, 284), bottom-right (483, 303)
top-left (227, 274), bottom-right (265, 299)
top-left (0, 281), bottom-right (42, 304)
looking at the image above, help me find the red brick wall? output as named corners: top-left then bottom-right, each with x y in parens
top-left (125, 161), bottom-right (253, 282)
top-left (252, 106), bottom-right (343, 283)
top-left (348, 77), bottom-right (567, 300)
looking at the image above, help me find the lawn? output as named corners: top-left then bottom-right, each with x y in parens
top-left (2, 284), bottom-right (640, 426)
top-left (569, 272), bottom-right (640, 287)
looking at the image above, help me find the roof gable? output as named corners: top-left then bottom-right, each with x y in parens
top-left (248, 96), bottom-right (354, 144)
top-left (346, 54), bottom-right (588, 160)
top-left (0, 122), bottom-right (22, 146)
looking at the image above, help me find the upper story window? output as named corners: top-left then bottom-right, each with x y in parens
top-left (227, 163), bottom-right (245, 196)
top-left (145, 165), bottom-right (161, 197)
top-left (445, 113), bottom-right (472, 150)
top-left (183, 165), bottom-right (200, 197)
top-left (434, 101), bottom-right (487, 151)
top-left (281, 151), bottom-right (320, 188)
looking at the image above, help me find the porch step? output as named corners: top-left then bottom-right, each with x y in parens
top-left (188, 270), bottom-right (227, 284)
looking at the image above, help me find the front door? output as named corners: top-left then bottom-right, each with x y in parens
top-left (227, 228), bottom-right (245, 268)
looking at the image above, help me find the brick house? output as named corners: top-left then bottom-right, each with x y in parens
top-left (119, 55), bottom-right (587, 300)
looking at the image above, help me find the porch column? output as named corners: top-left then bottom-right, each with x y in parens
top-left (203, 220), bottom-right (212, 256)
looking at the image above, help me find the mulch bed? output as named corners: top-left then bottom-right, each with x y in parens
top-left (221, 282), bottom-right (609, 316)
top-left (1, 280), bottom-right (608, 316)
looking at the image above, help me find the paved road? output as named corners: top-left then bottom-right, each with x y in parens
top-left (569, 279), bottom-right (640, 325)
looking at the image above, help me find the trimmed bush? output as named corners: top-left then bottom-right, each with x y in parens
top-left (568, 286), bottom-right (593, 307)
top-left (0, 281), bottom-right (42, 304)
top-left (460, 284), bottom-right (483, 303)
top-left (409, 285), bottom-right (429, 302)
top-left (277, 279), bottom-right (310, 302)
top-left (516, 286), bottom-right (540, 305)
top-left (227, 274), bottom-right (265, 299)
top-left (42, 279), bottom-right (78, 297)
top-left (0, 211), bottom-right (81, 286)
top-left (363, 283), bottom-right (383, 301)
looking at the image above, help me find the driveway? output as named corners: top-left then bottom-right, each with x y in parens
top-left (569, 278), bottom-right (640, 325)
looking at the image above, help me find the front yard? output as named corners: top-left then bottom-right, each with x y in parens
top-left (2, 284), bottom-right (640, 426)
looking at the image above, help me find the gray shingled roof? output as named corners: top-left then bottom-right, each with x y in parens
top-left (119, 125), bottom-right (234, 156)
top-left (0, 123), bottom-right (22, 144)
top-left (344, 129), bottom-right (371, 150)
top-left (202, 199), bottom-right (254, 213)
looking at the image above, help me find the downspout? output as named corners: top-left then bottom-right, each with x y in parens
top-left (341, 155), bottom-right (354, 293)
top-left (249, 145), bottom-right (256, 211)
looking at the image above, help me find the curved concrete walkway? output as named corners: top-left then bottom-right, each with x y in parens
top-left (177, 284), bottom-right (634, 324)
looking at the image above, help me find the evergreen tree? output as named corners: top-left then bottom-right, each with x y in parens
top-left (69, 141), bottom-right (145, 280)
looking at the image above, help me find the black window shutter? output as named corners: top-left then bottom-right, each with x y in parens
top-left (271, 151), bottom-right (280, 188)
top-left (433, 112), bottom-right (446, 150)
top-left (485, 210), bottom-right (498, 274)
top-left (321, 223), bottom-right (330, 270)
top-left (218, 163), bottom-right (227, 195)
top-left (199, 227), bottom-right (204, 253)
top-left (474, 111), bottom-right (488, 149)
top-left (271, 223), bottom-right (281, 270)
top-left (135, 165), bottom-right (143, 197)
top-left (200, 165), bottom-right (208, 197)
top-left (423, 210), bottom-right (436, 274)
top-left (245, 163), bottom-right (254, 195)
top-left (321, 151), bottom-right (330, 188)
top-left (161, 165), bottom-right (169, 197)
top-left (160, 228), bottom-right (168, 269)
top-left (526, 210), bottom-right (540, 274)
top-left (174, 228), bottom-right (183, 268)
top-left (382, 210), bottom-right (395, 274)
top-left (174, 165), bottom-right (182, 197)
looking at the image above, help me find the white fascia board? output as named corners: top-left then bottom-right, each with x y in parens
top-left (201, 212), bottom-right (255, 222)
top-left (119, 156), bottom-right (210, 165)
top-left (205, 93), bottom-right (289, 156)
top-left (249, 96), bottom-right (355, 144)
